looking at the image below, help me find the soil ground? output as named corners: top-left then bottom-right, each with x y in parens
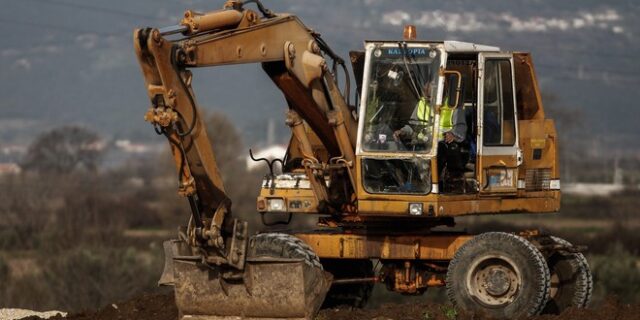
top-left (22, 292), bottom-right (640, 320)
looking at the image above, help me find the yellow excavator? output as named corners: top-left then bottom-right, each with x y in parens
top-left (134, 1), bottom-right (592, 319)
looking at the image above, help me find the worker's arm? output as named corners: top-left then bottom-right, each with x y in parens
top-left (394, 98), bottom-right (429, 139)
top-left (444, 108), bottom-right (467, 143)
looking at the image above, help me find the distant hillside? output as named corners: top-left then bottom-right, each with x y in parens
top-left (0, 0), bottom-right (638, 148)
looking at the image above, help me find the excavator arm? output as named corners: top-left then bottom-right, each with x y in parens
top-left (133, 0), bottom-right (357, 269)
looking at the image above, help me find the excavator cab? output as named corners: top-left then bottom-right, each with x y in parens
top-left (357, 43), bottom-right (439, 195)
top-left (345, 40), bottom-right (560, 216)
top-left (358, 42), bottom-right (440, 197)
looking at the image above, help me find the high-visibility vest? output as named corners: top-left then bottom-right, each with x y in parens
top-left (415, 98), bottom-right (431, 141)
top-left (439, 100), bottom-right (453, 140)
top-left (416, 97), bottom-right (430, 122)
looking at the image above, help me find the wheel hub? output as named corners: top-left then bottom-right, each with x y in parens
top-left (483, 267), bottom-right (511, 296)
top-left (468, 257), bottom-right (521, 307)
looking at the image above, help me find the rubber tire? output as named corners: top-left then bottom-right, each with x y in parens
top-left (321, 259), bottom-right (374, 308)
top-left (248, 233), bottom-right (323, 270)
top-left (541, 236), bottom-right (593, 314)
top-left (446, 232), bottom-right (550, 319)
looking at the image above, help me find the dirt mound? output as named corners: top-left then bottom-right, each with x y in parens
top-left (318, 302), bottom-right (463, 320)
top-left (530, 298), bottom-right (640, 320)
top-left (318, 298), bottom-right (640, 320)
top-left (23, 291), bottom-right (177, 320)
top-left (24, 292), bottom-right (639, 320)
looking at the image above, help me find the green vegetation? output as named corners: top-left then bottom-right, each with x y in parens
top-left (440, 305), bottom-right (457, 320)
top-left (589, 243), bottom-right (640, 303)
top-left (0, 114), bottom-right (262, 312)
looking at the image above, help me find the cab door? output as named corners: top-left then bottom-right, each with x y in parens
top-left (477, 53), bottom-right (521, 194)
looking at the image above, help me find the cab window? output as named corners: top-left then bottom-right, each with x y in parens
top-left (483, 59), bottom-right (516, 146)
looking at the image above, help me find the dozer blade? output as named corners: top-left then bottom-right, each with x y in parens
top-left (163, 240), bottom-right (332, 320)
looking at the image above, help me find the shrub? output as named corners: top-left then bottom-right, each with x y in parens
top-left (589, 242), bottom-right (640, 303)
top-left (3, 246), bottom-right (164, 311)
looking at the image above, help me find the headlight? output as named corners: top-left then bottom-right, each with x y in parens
top-left (409, 203), bottom-right (423, 216)
top-left (267, 198), bottom-right (286, 212)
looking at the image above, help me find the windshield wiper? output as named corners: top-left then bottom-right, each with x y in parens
top-left (409, 51), bottom-right (427, 86)
top-left (399, 42), bottom-right (423, 101)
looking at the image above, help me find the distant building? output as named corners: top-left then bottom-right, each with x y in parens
top-left (562, 182), bottom-right (625, 197)
top-left (563, 159), bottom-right (627, 196)
top-left (1, 145), bottom-right (26, 155)
top-left (0, 163), bottom-right (21, 175)
top-left (82, 140), bottom-right (107, 151)
top-left (114, 139), bottom-right (162, 154)
top-left (0, 145), bottom-right (27, 162)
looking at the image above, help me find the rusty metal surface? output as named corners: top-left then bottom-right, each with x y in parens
top-left (173, 256), bottom-right (331, 319)
top-left (134, 27), bottom-right (230, 218)
top-left (296, 232), bottom-right (472, 260)
top-left (158, 240), bottom-right (178, 286)
top-left (513, 52), bottom-right (545, 120)
top-left (353, 194), bottom-right (559, 217)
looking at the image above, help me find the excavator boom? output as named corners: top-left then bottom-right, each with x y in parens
top-left (134, 1), bottom-right (358, 254)
top-left (134, 1), bottom-right (355, 318)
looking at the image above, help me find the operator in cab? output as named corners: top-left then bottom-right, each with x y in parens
top-left (392, 82), bottom-right (433, 150)
top-left (437, 81), bottom-right (468, 180)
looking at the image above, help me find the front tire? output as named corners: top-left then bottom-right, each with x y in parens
top-left (446, 232), bottom-right (550, 319)
top-left (248, 233), bottom-right (323, 269)
top-left (541, 236), bottom-right (593, 314)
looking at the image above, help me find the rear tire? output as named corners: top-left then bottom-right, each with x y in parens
top-left (248, 233), bottom-right (323, 270)
top-left (541, 236), bottom-right (593, 314)
top-left (446, 232), bottom-right (550, 319)
top-left (321, 259), bottom-right (374, 308)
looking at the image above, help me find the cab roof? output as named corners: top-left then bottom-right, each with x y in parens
top-left (365, 40), bottom-right (500, 53)
top-left (443, 41), bottom-right (500, 53)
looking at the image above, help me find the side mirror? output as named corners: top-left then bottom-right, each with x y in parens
top-left (443, 70), bottom-right (463, 108)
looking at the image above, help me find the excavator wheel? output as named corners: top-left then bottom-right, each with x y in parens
top-left (446, 232), bottom-right (550, 319)
top-left (249, 233), bottom-right (323, 269)
top-left (541, 236), bottom-right (593, 314)
top-left (321, 259), bottom-right (374, 308)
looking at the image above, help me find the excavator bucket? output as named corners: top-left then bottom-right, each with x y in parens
top-left (160, 239), bottom-right (332, 320)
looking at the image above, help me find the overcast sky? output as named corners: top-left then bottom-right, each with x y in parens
top-left (0, 0), bottom-right (638, 146)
